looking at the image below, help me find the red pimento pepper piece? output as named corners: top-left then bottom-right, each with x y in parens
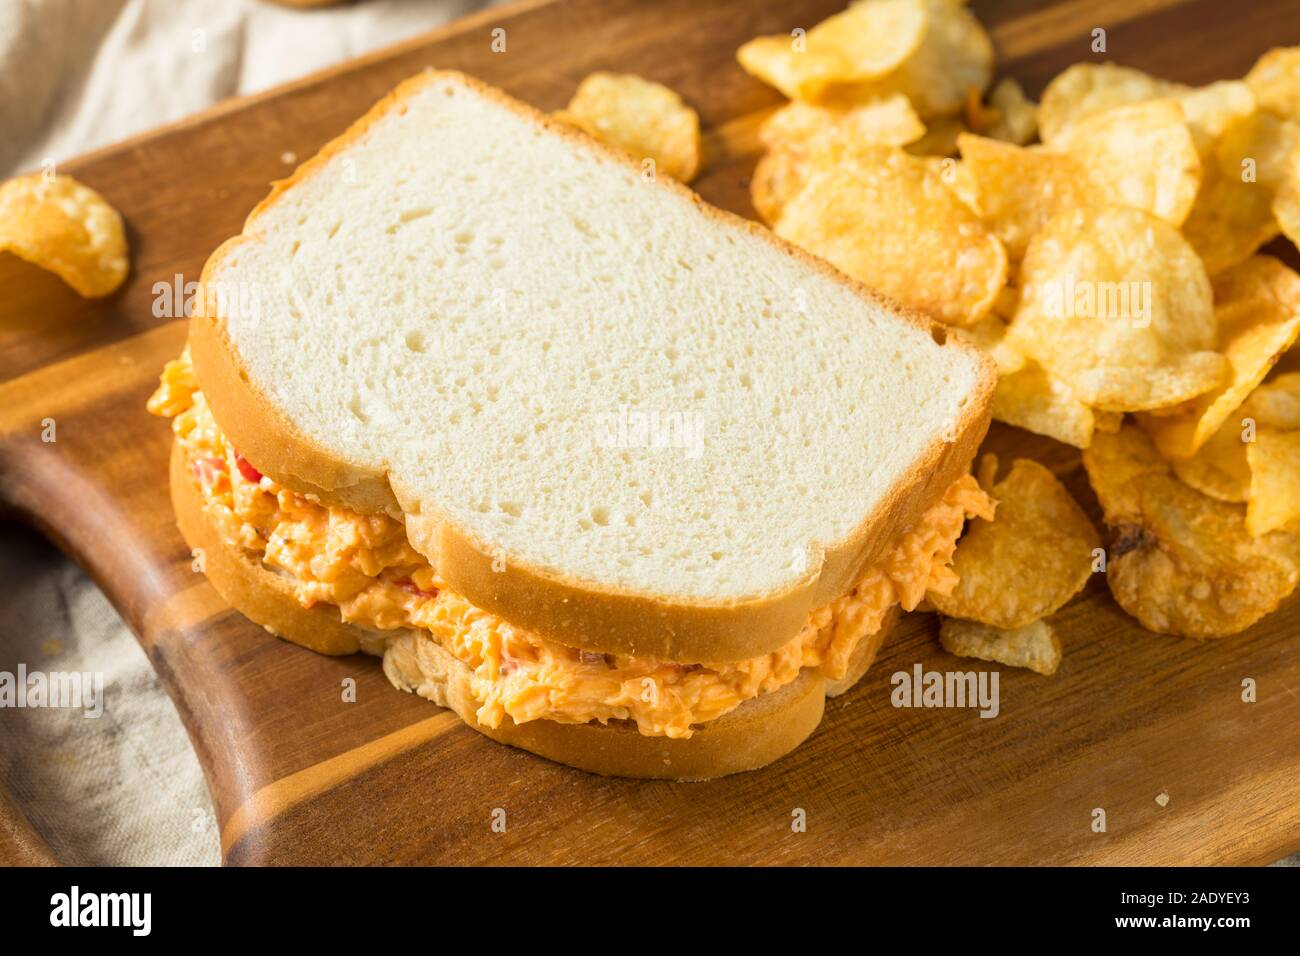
top-left (234, 451), bottom-right (263, 484)
top-left (394, 576), bottom-right (439, 600)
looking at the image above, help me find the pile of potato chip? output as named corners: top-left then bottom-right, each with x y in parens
top-left (735, 0), bottom-right (1300, 651)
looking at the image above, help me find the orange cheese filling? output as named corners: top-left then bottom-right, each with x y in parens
top-left (149, 351), bottom-right (993, 738)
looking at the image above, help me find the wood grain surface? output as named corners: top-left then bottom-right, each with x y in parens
top-left (1, 0), bottom-right (1299, 865)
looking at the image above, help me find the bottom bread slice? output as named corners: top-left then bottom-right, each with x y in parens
top-left (170, 439), bottom-right (898, 778)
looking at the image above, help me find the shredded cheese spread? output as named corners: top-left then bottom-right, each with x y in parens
top-left (149, 350), bottom-right (993, 738)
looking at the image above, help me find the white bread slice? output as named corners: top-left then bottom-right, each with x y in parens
top-left (170, 439), bottom-right (881, 778)
top-left (189, 70), bottom-right (994, 663)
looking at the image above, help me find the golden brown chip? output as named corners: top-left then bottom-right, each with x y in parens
top-left (774, 144), bottom-right (1007, 327)
top-left (985, 76), bottom-right (1038, 145)
top-left (1182, 158), bottom-right (1280, 276)
top-left (558, 73), bottom-right (701, 182)
top-left (806, 0), bottom-right (992, 119)
top-left (1247, 428), bottom-right (1300, 536)
top-left (1006, 205), bottom-right (1225, 411)
top-left (957, 134), bottom-right (1093, 260)
top-left (1141, 256), bottom-right (1300, 458)
top-left (1214, 109), bottom-right (1300, 191)
top-left (1177, 80), bottom-right (1258, 156)
top-left (735, 0), bottom-right (927, 101)
top-left (1243, 371), bottom-right (1300, 429)
top-left (758, 94), bottom-right (925, 151)
top-left (939, 617), bottom-right (1061, 676)
top-left (1277, 174), bottom-right (1300, 250)
top-left (1094, 410), bottom-right (1124, 433)
top-left (0, 172), bottom-right (128, 298)
top-left (928, 455), bottom-right (1100, 628)
top-left (1037, 62), bottom-right (1176, 143)
top-left (1245, 46), bottom-right (1300, 124)
top-left (1051, 99), bottom-right (1201, 227)
top-left (992, 361), bottom-right (1098, 449)
top-left (1171, 419), bottom-right (1253, 503)
top-left (1083, 425), bottom-right (1300, 637)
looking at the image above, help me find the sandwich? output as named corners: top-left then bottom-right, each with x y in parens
top-left (147, 71), bottom-right (995, 779)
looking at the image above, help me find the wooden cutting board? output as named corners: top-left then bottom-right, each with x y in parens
top-left (2, 0), bottom-right (1299, 866)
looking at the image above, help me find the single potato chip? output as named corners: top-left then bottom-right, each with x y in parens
top-left (736, 0), bottom-right (927, 101)
top-left (1171, 418), bottom-right (1253, 503)
top-left (820, 0), bottom-right (993, 119)
top-left (1215, 109), bottom-right (1300, 191)
top-left (1007, 205), bottom-right (1225, 411)
top-left (1243, 370), bottom-right (1300, 429)
top-left (0, 172), bottom-right (128, 298)
top-left (1050, 99), bottom-right (1201, 228)
top-left (1247, 427), bottom-right (1300, 535)
top-left (1177, 80), bottom-right (1258, 156)
top-left (928, 455), bottom-right (1100, 628)
top-left (1245, 46), bottom-right (1300, 124)
top-left (758, 94), bottom-right (925, 151)
top-left (992, 361), bottom-right (1098, 449)
top-left (985, 76), bottom-right (1038, 145)
top-left (1037, 62), bottom-right (1175, 143)
top-left (1140, 256), bottom-right (1300, 459)
top-left (774, 144), bottom-right (1007, 327)
top-left (1182, 158), bottom-right (1280, 276)
top-left (939, 617), bottom-right (1062, 676)
top-left (750, 144), bottom-right (803, 225)
top-left (1083, 425), bottom-right (1300, 638)
top-left (558, 72), bottom-right (701, 182)
top-left (1094, 409), bottom-right (1124, 433)
top-left (958, 134), bottom-right (1093, 260)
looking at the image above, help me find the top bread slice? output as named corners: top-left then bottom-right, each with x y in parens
top-left (189, 70), bottom-right (994, 663)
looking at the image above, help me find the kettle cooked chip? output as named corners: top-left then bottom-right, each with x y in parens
top-left (1037, 63), bottom-right (1176, 143)
top-left (927, 455), bottom-right (1100, 628)
top-left (758, 94), bottom-right (925, 151)
top-left (1006, 205), bottom-right (1224, 411)
top-left (1247, 428), bottom-right (1300, 536)
top-left (1245, 45), bottom-right (1300, 124)
top-left (939, 617), bottom-right (1062, 676)
top-left (1171, 419), bottom-right (1254, 503)
top-left (736, 0), bottom-right (928, 101)
top-left (1083, 425), bottom-right (1300, 638)
top-left (774, 144), bottom-right (1007, 327)
top-left (556, 72), bottom-right (701, 182)
top-left (1140, 256), bottom-right (1300, 459)
top-left (1050, 100), bottom-right (1201, 227)
top-left (992, 361), bottom-right (1099, 449)
top-left (0, 172), bottom-right (128, 298)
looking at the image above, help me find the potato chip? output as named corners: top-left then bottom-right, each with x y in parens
top-left (1171, 419), bottom-right (1253, 503)
top-left (750, 144), bottom-right (802, 225)
top-left (1006, 205), bottom-right (1225, 411)
top-left (1215, 110), bottom-right (1300, 191)
top-left (948, 315), bottom-right (1026, 374)
top-left (1181, 158), bottom-right (1280, 275)
top-left (774, 144), bottom-right (1007, 326)
top-left (1176, 80), bottom-right (1257, 156)
top-left (992, 361), bottom-right (1098, 449)
top-left (939, 617), bottom-right (1062, 676)
top-left (736, 0), bottom-right (927, 101)
top-left (0, 172), bottom-right (128, 298)
top-left (928, 456), bottom-right (1100, 628)
top-left (558, 73), bottom-right (701, 182)
top-left (1247, 428), bottom-right (1300, 535)
top-left (1037, 63), bottom-right (1176, 144)
top-left (985, 76), bottom-right (1038, 145)
top-left (1243, 371), bottom-right (1300, 429)
top-left (1082, 425), bottom-right (1300, 637)
top-left (1140, 256), bottom-right (1300, 458)
top-left (1245, 46), bottom-right (1300, 124)
top-left (991, 280), bottom-right (1020, 321)
top-left (957, 134), bottom-right (1093, 259)
top-left (819, 0), bottom-right (993, 119)
top-left (1051, 99), bottom-right (1201, 227)
top-left (758, 94), bottom-right (925, 151)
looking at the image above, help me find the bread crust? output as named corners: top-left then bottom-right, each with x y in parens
top-left (171, 436), bottom-right (877, 778)
top-left (189, 69), bottom-right (995, 663)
